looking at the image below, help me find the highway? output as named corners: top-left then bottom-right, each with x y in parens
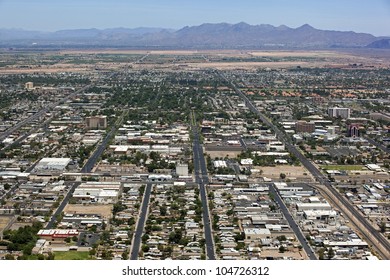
top-left (191, 111), bottom-right (216, 260)
top-left (130, 183), bottom-right (152, 260)
top-left (217, 70), bottom-right (390, 259)
top-left (269, 184), bottom-right (317, 260)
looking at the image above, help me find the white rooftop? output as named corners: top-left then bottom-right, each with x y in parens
top-left (34, 158), bottom-right (71, 171)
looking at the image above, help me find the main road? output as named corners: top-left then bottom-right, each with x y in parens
top-left (46, 109), bottom-right (128, 229)
top-left (130, 183), bottom-right (153, 260)
top-left (365, 136), bottom-right (390, 154)
top-left (269, 184), bottom-right (317, 260)
top-left (191, 111), bottom-right (216, 260)
top-left (0, 84), bottom-right (93, 143)
top-left (216, 70), bottom-right (390, 259)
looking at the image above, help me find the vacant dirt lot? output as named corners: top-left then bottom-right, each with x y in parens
top-left (186, 61), bottom-right (312, 70)
top-left (253, 165), bottom-right (313, 181)
top-left (0, 216), bottom-right (12, 231)
top-left (64, 204), bottom-right (113, 219)
top-left (9, 222), bottom-right (33, 231)
top-left (206, 150), bottom-right (242, 159)
top-left (2, 49), bottom-right (389, 74)
top-left (260, 247), bottom-right (308, 260)
top-left (248, 50), bottom-right (341, 57)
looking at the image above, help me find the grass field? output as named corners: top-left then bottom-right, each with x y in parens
top-left (54, 251), bottom-right (92, 260)
top-left (320, 165), bottom-right (364, 171)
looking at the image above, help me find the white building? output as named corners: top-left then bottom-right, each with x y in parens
top-left (328, 107), bottom-right (350, 119)
top-left (296, 201), bottom-right (332, 211)
top-left (214, 160), bottom-right (227, 168)
top-left (73, 182), bottom-right (121, 204)
top-left (244, 228), bottom-right (271, 240)
top-left (25, 82), bottom-right (34, 90)
top-left (176, 163), bottom-right (189, 176)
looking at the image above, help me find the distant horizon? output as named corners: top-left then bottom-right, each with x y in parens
top-left (0, 0), bottom-right (389, 36)
top-left (1, 22), bottom-right (388, 37)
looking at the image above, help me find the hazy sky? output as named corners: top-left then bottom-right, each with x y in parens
top-left (0, 0), bottom-right (389, 36)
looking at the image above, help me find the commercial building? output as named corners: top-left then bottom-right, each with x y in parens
top-left (176, 163), bottom-right (189, 176)
top-left (25, 82), bottom-right (34, 90)
top-left (328, 107), bottom-right (350, 119)
top-left (244, 228), bottom-right (271, 240)
top-left (85, 115), bottom-right (107, 129)
top-left (347, 124), bottom-right (360, 138)
top-left (295, 121), bottom-right (316, 133)
top-left (37, 229), bottom-right (79, 241)
top-left (73, 182), bottom-right (121, 204)
top-left (30, 158), bottom-right (71, 181)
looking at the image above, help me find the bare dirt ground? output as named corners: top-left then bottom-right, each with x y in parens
top-left (253, 165), bottom-right (313, 181)
top-left (2, 49), bottom-right (389, 73)
top-left (0, 49), bottom-right (390, 74)
top-left (64, 204), bottom-right (113, 219)
top-left (206, 150), bottom-right (242, 159)
top-left (248, 50), bottom-right (343, 57)
top-left (186, 61), bottom-right (312, 70)
top-left (0, 63), bottom-right (93, 74)
top-left (260, 247), bottom-right (308, 260)
top-left (9, 222), bottom-right (32, 231)
top-left (0, 216), bottom-right (12, 231)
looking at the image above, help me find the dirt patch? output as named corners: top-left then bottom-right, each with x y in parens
top-left (0, 216), bottom-right (12, 231)
top-left (260, 247), bottom-right (308, 260)
top-left (253, 165), bottom-right (313, 181)
top-left (64, 204), bottom-right (113, 219)
top-left (206, 150), bottom-right (242, 159)
top-left (248, 51), bottom-right (342, 58)
top-left (185, 61), bottom-right (312, 70)
top-left (9, 222), bottom-right (33, 231)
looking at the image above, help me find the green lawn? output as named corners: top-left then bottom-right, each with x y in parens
top-left (320, 165), bottom-right (364, 171)
top-left (54, 251), bottom-right (92, 260)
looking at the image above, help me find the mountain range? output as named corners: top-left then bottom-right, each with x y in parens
top-left (0, 22), bottom-right (388, 49)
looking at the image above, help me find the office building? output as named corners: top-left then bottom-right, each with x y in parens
top-left (348, 124), bottom-right (360, 138)
top-left (328, 107), bottom-right (350, 119)
top-left (86, 115), bottom-right (107, 129)
top-left (295, 121), bottom-right (316, 133)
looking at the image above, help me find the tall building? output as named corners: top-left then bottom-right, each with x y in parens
top-left (328, 107), bottom-right (350, 119)
top-left (85, 116), bottom-right (107, 129)
top-left (348, 124), bottom-right (360, 138)
top-left (295, 121), bottom-right (316, 133)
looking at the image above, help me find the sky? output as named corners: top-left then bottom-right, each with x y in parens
top-left (0, 0), bottom-right (389, 36)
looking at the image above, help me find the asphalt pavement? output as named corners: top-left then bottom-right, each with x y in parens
top-left (192, 112), bottom-right (216, 260)
top-left (269, 184), bottom-right (317, 260)
top-left (130, 183), bottom-right (152, 260)
top-left (217, 70), bottom-right (390, 259)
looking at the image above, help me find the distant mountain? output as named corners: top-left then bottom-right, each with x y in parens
top-left (168, 23), bottom-right (377, 48)
top-left (52, 27), bottom-right (173, 39)
top-left (0, 23), bottom-right (384, 49)
top-left (366, 39), bottom-right (390, 49)
top-left (0, 28), bottom-right (48, 40)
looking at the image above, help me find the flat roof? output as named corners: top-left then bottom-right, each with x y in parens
top-left (34, 158), bottom-right (71, 171)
